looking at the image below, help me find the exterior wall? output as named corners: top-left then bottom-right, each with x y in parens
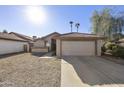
top-left (56, 39), bottom-right (61, 57)
top-left (44, 33), bottom-right (59, 51)
top-left (31, 47), bottom-right (48, 52)
top-left (0, 39), bottom-right (29, 55)
top-left (97, 40), bottom-right (103, 56)
top-left (33, 40), bottom-right (45, 47)
top-left (61, 41), bottom-right (95, 56)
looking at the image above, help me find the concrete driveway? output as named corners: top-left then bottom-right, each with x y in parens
top-left (61, 56), bottom-right (124, 87)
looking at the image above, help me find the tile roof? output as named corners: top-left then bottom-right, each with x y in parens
top-left (42, 32), bottom-right (60, 39)
top-left (53, 32), bottom-right (105, 40)
top-left (60, 32), bottom-right (100, 37)
top-left (33, 37), bottom-right (46, 42)
top-left (10, 32), bottom-right (33, 41)
top-left (0, 32), bottom-right (27, 42)
top-left (34, 32), bottom-right (60, 42)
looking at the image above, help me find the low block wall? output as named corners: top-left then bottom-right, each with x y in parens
top-left (31, 47), bottom-right (48, 52)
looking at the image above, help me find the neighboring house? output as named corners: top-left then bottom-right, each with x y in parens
top-left (42, 32), bottom-right (60, 51)
top-left (10, 32), bottom-right (33, 41)
top-left (32, 32), bottom-right (60, 52)
top-left (54, 32), bottom-right (105, 57)
top-left (33, 38), bottom-right (46, 48)
top-left (118, 38), bottom-right (124, 47)
top-left (31, 38), bottom-right (48, 52)
top-left (0, 32), bottom-right (29, 55)
top-left (10, 32), bottom-right (33, 52)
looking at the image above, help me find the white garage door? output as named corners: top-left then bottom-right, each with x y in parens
top-left (0, 39), bottom-right (28, 55)
top-left (62, 41), bottom-right (95, 56)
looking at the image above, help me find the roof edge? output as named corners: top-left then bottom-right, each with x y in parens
top-left (0, 37), bottom-right (28, 42)
top-left (53, 36), bottom-right (106, 40)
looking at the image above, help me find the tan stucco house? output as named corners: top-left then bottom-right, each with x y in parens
top-left (54, 32), bottom-right (105, 57)
top-left (10, 32), bottom-right (34, 52)
top-left (10, 32), bottom-right (33, 41)
top-left (32, 32), bottom-right (60, 52)
top-left (0, 31), bottom-right (105, 56)
top-left (0, 32), bottom-right (30, 55)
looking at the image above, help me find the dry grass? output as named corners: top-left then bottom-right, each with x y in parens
top-left (0, 53), bottom-right (61, 87)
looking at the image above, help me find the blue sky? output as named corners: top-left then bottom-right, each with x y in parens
top-left (0, 5), bottom-right (123, 37)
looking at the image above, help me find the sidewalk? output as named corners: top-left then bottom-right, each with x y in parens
top-left (61, 59), bottom-right (88, 87)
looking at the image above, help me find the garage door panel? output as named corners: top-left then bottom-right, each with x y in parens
top-left (0, 40), bottom-right (27, 55)
top-left (62, 41), bottom-right (95, 56)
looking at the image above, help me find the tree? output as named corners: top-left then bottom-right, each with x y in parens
top-left (91, 8), bottom-right (124, 41)
top-left (100, 8), bottom-right (112, 38)
top-left (91, 8), bottom-right (124, 40)
top-left (69, 21), bottom-right (73, 32)
top-left (115, 17), bottom-right (124, 39)
top-left (91, 10), bottom-right (100, 34)
top-left (75, 23), bottom-right (80, 32)
top-left (92, 8), bottom-right (112, 37)
top-left (110, 16), bottom-right (124, 40)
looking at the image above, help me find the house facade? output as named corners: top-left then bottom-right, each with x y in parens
top-left (54, 32), bottom-right (105, 57)
top-left (32, 32), bottom-right (60, 52)
top-left (33, 38), bottom-right (46, 48)
top-left (10, 32), bottom-right (34, 52)
top-left (0, 31), bottom-right (105, 56)
top-left (0, 32), bottom-right (29, 55)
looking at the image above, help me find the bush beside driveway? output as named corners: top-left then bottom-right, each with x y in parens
top-left (0, 53), bottom-right (61, 87)
top-left (102, 42), bottom-right (124, 58)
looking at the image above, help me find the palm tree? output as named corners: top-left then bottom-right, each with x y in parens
top-left (75, 23), bottom-right (80, 32)
top-left (69, 21), bottom-right (73, 32)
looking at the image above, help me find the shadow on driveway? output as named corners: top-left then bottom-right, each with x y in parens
top-left (62, 56), bottom-right (124, 86)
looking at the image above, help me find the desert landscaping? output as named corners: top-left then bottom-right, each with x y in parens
top-left (0, 53), bottom-right (61, 87)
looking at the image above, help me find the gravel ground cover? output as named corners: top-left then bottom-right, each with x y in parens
top-left (0, 53), bottom-right (61, 87)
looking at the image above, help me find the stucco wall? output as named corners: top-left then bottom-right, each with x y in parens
top-left (97, 40), bottom-right (103, 56)
top-left (33, 40), bottom-right (45, 47)
top-left (0, 39), bottom-right (29, 55)
top-left (31, 48), bottom-right (48, 52)
top-left (44, 33), bottom-right (59, 51)
top-left (56, 39), bottom-right (61, 57)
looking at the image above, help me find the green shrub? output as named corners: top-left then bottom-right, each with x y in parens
top-left (111, 45), bottom-right (118, 50)
top-left (102, 42), bottom-right (116, 53)
top-left (102, 41), bottom-right (124, 58)
top-left (112, 46), bottom-right (124, 58)
top-left (104, 42), bottom-right (116, 50)
top-left (106, 49), bottom-right (112, 54)
top-left (102, 42), bottom-right (109, 53)
top-left (101, 46), bottom-right (106, 53)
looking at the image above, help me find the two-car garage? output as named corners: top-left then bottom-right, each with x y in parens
top-left (62, 41), bottom-right (96, 56)
top-left (55, 32), bottom-right (104, 57)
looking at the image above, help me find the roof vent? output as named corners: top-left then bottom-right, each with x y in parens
top-left (3, 30), bottom-right (8, 33)
top-left (32, 36), bottom-right (37, 39)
